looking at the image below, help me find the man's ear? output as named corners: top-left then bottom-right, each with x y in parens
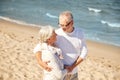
top-left (71, 20), bottom-right (73, 24)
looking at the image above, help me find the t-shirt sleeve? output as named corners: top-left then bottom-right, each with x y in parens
top-left (33, 44), bottom-right (41, 54)
top-left (79, 31), bottom-right (88, 59)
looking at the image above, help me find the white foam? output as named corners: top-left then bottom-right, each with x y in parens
top-left (46, 13), bottom-right (58, 19)
top-left (101, 20), bottom-right (120, 28)
top-left (0, 16), bottom-right (40, 27)
top-left (88, 7), bottom-right (102, 13)
top-left (101, 20), bottom-right (107, 24)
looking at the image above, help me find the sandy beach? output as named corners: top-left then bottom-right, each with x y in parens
top-left (0, 19), bottom-right (120, 80)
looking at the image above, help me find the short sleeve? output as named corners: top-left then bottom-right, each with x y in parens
top-left (33, 44), bottom-right (41, 54)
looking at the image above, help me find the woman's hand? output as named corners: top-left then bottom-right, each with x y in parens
top-left (43, 61), bottom-right (53, 72)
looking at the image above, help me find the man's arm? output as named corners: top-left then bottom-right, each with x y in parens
top-left (66, 32), bottom-right (88, 72)
top-left (65, 56), bottom-right (83, 72)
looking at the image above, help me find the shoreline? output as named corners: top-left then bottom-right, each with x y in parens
top-left (0, 19), bottom-right (120, 80)
top-left (1, 19), bottom-right (119, 64)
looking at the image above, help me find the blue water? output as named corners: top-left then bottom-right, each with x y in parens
top-left (0, 0), bottom-right (120, 46)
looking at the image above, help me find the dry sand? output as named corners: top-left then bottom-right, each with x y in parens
top-left (0, 19), bottom-right (120, 80)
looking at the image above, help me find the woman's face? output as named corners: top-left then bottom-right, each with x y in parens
top-left (47, 31), bottom-right (57, 45)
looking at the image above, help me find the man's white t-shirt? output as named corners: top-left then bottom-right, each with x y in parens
top-left (55, 27), bottom-right (87, 74)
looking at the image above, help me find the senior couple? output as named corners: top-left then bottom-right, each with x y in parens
top-left (33, 11), bottom-right (88, 80)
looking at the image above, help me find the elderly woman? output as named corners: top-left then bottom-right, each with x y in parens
top-left (33, 26), bottom-right (67, 80)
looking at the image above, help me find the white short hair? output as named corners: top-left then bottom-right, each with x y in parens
top-left (59, 11), bottom-right (73, 22)
top-left (39, 25), bottom-right (54, 43)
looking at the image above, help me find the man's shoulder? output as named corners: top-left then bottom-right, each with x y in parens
top-left (74, 27), bottom-right (84, 34)
top-left (75, 27), bottom-right (83, 31)
top-left (55, 28), bottom-right (64, 35)
top-left (55, 28), bottom-right (61, 33)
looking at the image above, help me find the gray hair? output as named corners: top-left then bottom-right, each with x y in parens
top-left (39, 25), bottom-right (54, 43)
top-left (59, 11), bottom-right (73, 22)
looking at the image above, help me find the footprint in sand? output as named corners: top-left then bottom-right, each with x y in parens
top-left (91, 71), bottom-right (106, 80)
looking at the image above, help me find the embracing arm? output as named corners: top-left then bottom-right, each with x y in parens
top-left (66, 32), bottom-right (88, 72)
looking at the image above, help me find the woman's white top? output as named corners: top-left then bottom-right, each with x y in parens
top-left (33, 43), bottom-right (66, 79)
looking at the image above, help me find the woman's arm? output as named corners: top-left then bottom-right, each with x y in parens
top-left (35, 51), bottom-right (52, 72)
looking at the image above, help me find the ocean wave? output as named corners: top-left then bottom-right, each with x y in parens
top-left (88, 7), bottom-right (102, 13)
top-left (0, 16), bottom-right (40, 27)
top-left (46, 13), bottom-right (58, 19)
top-left (101, 20), bottom-right (120, 28)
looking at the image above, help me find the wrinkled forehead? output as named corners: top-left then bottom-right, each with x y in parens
top-left (59, 15), bottom-right (72, 24)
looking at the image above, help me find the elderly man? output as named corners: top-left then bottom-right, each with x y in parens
top-left (55, 11), bottom-right (88, 80)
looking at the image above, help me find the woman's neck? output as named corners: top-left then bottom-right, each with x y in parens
top-left (48, 43), bottom-right (55, 47)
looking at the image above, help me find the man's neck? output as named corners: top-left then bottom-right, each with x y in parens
top-left (68, 27), bottom-right (74, 33)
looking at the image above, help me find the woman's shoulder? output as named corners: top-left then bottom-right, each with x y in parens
top-left (33, 43), bottom-right (48, 53)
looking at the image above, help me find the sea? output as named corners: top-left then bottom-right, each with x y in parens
top-left (0, 0), bottom-right (120, 47)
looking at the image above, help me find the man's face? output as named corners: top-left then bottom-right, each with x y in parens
top-left (59, 17), bottom-right (73, 32)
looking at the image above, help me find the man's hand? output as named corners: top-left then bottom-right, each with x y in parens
top-left (64, 65), bottom-right (74, 73)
